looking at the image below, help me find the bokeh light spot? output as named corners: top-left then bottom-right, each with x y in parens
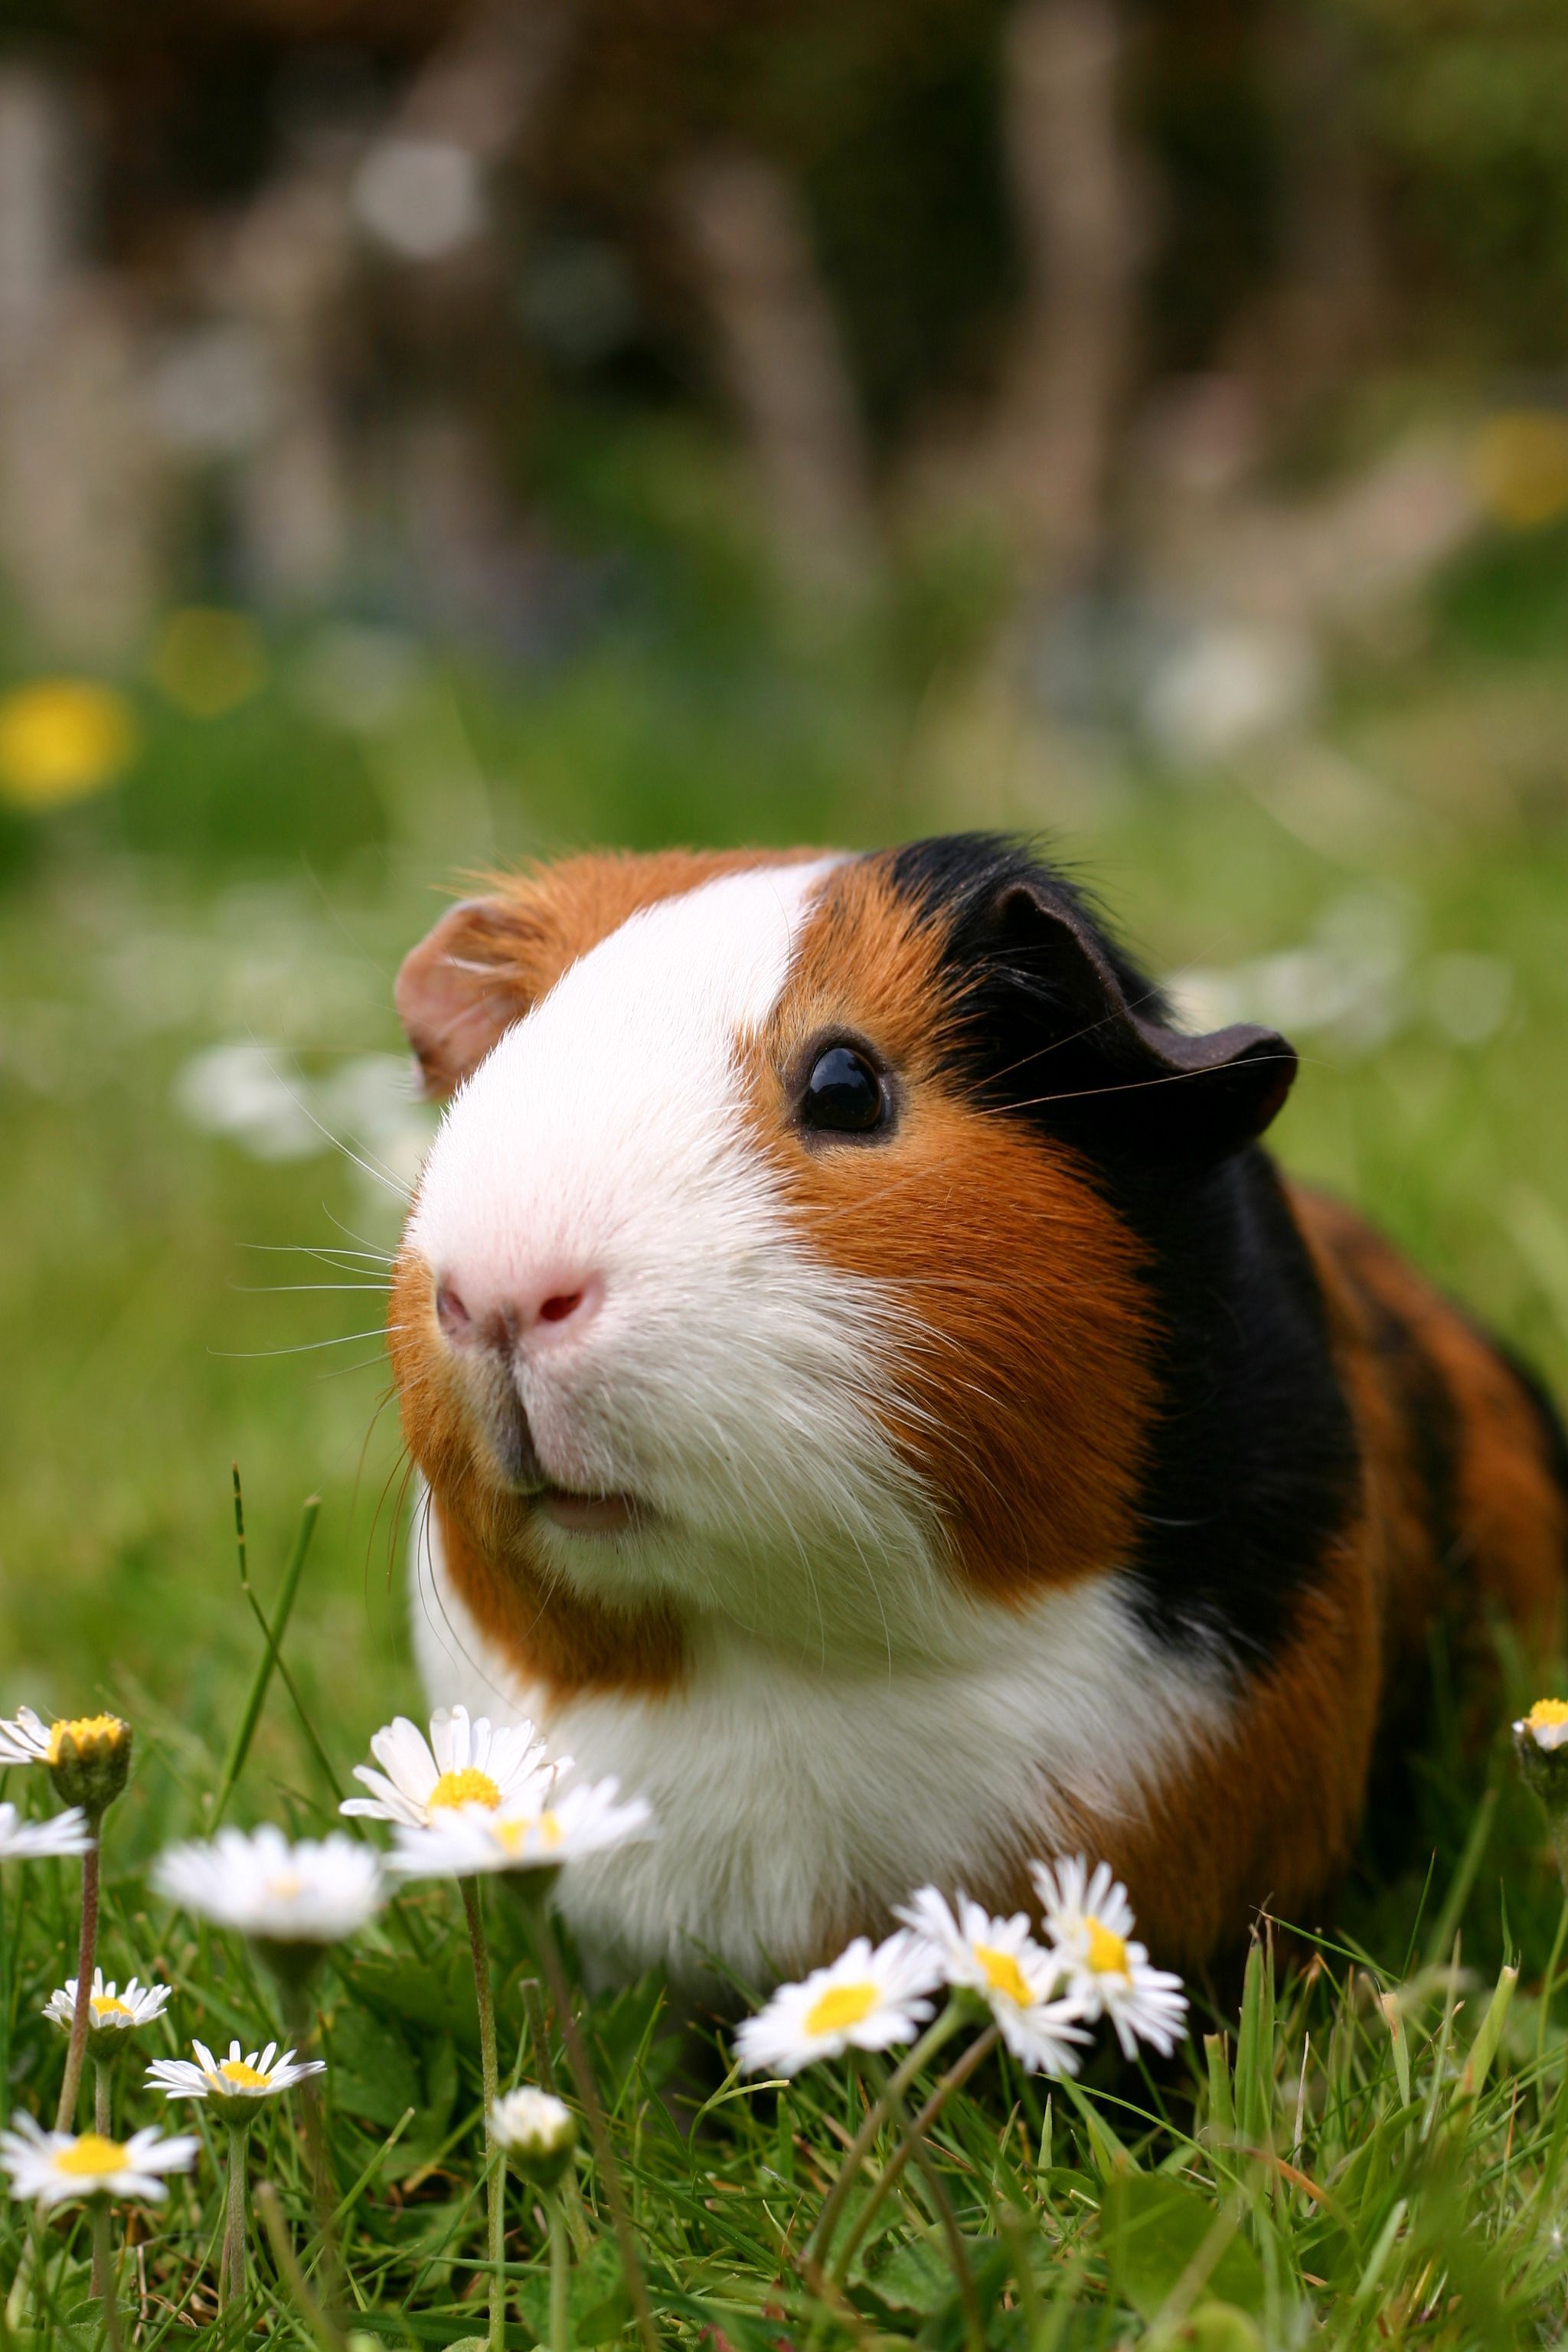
top-left (152, 608), bottom-right (269, 719)
top-left (0, 678), bottom-right (137, 808)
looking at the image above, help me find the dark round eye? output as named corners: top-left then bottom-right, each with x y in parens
top-left (800, 1045), bottom-right (886, 1135)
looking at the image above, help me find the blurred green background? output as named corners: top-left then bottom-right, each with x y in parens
top-left (5, 0), bottom-right (1568, 1795)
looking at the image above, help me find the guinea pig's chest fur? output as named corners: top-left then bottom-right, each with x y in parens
top-left (410, 1502), bottom-right (1233, 1984)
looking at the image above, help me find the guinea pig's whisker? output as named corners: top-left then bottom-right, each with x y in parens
top-left (244, 1050), bottom-right (414, 1200)
top-left (977, 1051), bottom-right (1302, 1121)
top-left (324, 1207), bottom-right (407, 1256)
top-left (229, 1282), bottom-right (390, 1295)
top-left (211, 1326), bottom-right (400, 1360)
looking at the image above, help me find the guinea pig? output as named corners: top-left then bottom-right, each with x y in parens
top-left (386, 833), bottom-right (1567, 1988)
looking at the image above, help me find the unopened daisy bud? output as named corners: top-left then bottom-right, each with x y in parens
top-left (46, 1714), bottom-right (132, 1816)
top-left (1514, 1700), bottom-right (1568, 1885)
top-left (489, 2087), bottom-right (577, 2187)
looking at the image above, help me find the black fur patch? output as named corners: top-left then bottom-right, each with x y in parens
top-left (884, 832), bottom-right (1361, 1669)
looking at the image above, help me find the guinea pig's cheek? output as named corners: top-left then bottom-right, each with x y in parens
top-left (387, 1246), bottom-right (488, 1481)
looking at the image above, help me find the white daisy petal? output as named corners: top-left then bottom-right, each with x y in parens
top-left (736, 1931), bottom-right (943, 2076)
top-left (43, 1969), bottom-right (172, 2036)
top-left (146, 2033), bottom-right (326, 2106)
top-left (1030, 1854), bottom-right (1187, 2059)
top-left (0, 1707), bottom-right (54, 1766)
top-left (0, 2114), bottom-right (198, 2208)
top-left (0, 1801), bottom-right (94, 1862)
top-left (388, 1774), bottom-right (655, 1883)
top-left (154, 1826), bottom-right (382, 1945)
top-left (341, 1702), bottom-right (564, 1834)
top-left (894, 1886), bottom-right (1090, 2077)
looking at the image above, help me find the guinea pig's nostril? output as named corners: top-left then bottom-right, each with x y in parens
top-left (435, 1280), bottom-right (472, 1341)
top-left (526, 1271), bottom-right (603, 1338)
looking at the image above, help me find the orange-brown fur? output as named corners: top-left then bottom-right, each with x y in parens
top-left (753, 858), bottom-right (1160, 1598)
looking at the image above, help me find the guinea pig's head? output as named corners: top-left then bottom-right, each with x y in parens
top-left (388, 836), bottom-right (1295, 1688)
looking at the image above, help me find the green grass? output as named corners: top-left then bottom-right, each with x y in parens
top-left (7, 521), bottom-right (1568, 2342)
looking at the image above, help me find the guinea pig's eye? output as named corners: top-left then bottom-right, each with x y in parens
top-left (800, 1044), bottom-right (887, 1136)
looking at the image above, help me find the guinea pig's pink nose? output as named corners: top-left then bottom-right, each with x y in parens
top-left (434, 1269), bottom-right (603, 1350)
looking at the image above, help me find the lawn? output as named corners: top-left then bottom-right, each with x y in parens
top-left (5, 515), bottom-right (1568, 2344)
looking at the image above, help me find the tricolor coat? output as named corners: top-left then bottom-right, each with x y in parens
top-left (386, 836), bottom-right (1567, 1988)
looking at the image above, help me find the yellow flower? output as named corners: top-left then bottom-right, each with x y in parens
top-left (0, 680), bottom-right (136, 807)
top-left (1472, 411), bottom-right (1568, 531)
top-left (152, 608), bottom-right (267, 718)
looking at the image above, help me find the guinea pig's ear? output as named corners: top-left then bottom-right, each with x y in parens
top-left (395, 897), bottom-right (534, 1099)
top-left (987, 876), bottom-right (1296, 1160)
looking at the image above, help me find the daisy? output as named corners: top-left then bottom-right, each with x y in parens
top-left (490, 2086), bottom-right (579, 2184)
top-left (0, 2114), bottom-right (198, 2208)
top-left (1516, 1697), bottom-right (1568, 1753)
top-left (388, 1775), bottom-right (653, 1883)
top-left (0, 1801), bottom-right (93, 1862)
top-left (1030, 1856), bottom-right (1188, 2060)
top-left (43, 1970), bottom-right (171, 2037)
top-left (735, 1932), bottom-right (943, 2076)
top-left (153, 1825), bottom-right (383, 1945)
top-left (0, 1709), bottom-right (128, 1772)
top-left (341, 1703), bottom-right (561, 1833)
top-left (146, 2037), bottom-right (325, 2109)
top-left (0, 1707), bottom-right (132, 1811)
top-left (896, 1886), bottom-right (1090, 2076)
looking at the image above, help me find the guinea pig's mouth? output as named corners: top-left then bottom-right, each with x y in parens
top-left (472, 1377), bottom-right (645, 1534)
top-left (529, 1486), bottom-right (643, 1537)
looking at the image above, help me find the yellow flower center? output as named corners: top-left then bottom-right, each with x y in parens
top-left (428, 1767), bottom-right (501, 1812)
top-left (495, 1811), bottom-right (564, 1857)
top-left (91, 1996), bottom-right (133, 2020)
top-left (1085, 1919), bottom-right (1130, 1977)
top-left (47, 1713), bottom-right (126, 1762)
top-left (266, 1872), bottom-right (302, 1901)
top-left (214, 2060), bottom-right (272, 2091)
top-left (975, 1945), bottom-right (1034, 2007)
top-left (1527, 1698), bottom-right (1568, 1729)
top-left (55, 2133), bottom-right (127, 2177)
top-left (805, 1981), bottom-right (880, 2038)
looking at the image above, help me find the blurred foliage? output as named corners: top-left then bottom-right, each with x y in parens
top-left (5, 0), bottom-right (1568, 466)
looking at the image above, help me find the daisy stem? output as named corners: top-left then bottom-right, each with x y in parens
top-left (825, 2023), bottom-right (1001, 2285)
top-left (805, 1999), bottom-right (968, 2269)
top-left (87, 2060), bottom-right (115, 2305)
top-left (877, 2069), bottom-right (984, 2352)
top-left (521, 1978), bottom-right (590, 2258)
top-left (54, 1828), bottom-right (102, 2132)
top-left (93, 2057), bottom-right (113, 2138)
top-left (222, 2119), bottom-right (250, 2314)
top-left (278, 1972), bottom-right (335, 2295)
top-left (90, 2203), bottom-right (120, 2351)
top-left (459, 1877), bottom-right (505, 2352)
top-left (547, 2184), bottom-right (572, 2352)
top-left (528, 1906), bottom-right (658, 2352)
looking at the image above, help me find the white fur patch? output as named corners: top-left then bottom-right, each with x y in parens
top-left (410, 1501), bottom-right (1231, 1987)
top-left (407, 860), bottom-right (957, 1659)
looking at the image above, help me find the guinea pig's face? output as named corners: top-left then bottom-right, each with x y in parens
top-left (389, 840), bottom-right (1294, 1673)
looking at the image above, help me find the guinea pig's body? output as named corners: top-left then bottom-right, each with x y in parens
top-left (388, 836), bottom-right (1567, 1988)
